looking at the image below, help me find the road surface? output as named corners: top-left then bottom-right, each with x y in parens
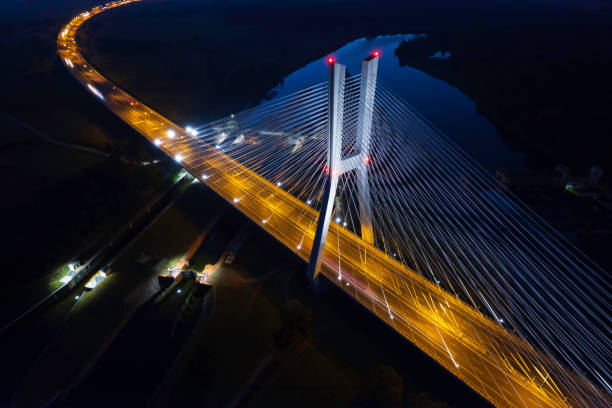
top-left (57, 3), bottom-right (610, 407)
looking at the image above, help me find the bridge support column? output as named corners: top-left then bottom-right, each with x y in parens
top-left (306, 53), bottom-right (378, 286)
top-left (306, 60), bottom-right (345, 286)
top-left (355, 54), bottom-right (378, 244)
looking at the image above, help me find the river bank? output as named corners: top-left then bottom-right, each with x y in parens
top-left (394, 10), bottom-right (612, 176)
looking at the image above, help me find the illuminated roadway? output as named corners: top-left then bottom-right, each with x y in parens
top-left (57, 3), bottom-right (610, 407)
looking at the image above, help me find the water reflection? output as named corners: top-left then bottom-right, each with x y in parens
top-left (268, 35), bottom-right (523, 173)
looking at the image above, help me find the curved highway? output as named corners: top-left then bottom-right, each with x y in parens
top-left (57, 3), bottom-right (610, 407)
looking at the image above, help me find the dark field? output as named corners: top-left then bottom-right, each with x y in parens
top-left (62, 192), bottom-right (488, 408)
top-left (1, 5), bottom-right (174, 299)
top-left (394, 11), bottom-right (612, 175)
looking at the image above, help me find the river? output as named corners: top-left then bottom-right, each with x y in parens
top-left (267, 34), bottom-right (524, 173)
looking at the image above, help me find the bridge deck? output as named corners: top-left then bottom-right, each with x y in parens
top-left (57, 3), bottom-right (609, 407)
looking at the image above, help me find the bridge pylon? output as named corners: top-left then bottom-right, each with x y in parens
top-left (307, 53), bottom-right (379, 286)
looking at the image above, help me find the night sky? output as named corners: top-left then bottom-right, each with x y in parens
top-left (0, 0), bottom-right (606, 21)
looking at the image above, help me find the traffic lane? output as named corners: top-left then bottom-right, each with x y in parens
top-left (60, 11), bottom-right (606, 406)
top-left (140, 125), bottom-right (573, 408)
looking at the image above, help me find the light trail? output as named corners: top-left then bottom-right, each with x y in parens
top-left (87, 83), bottom-right (104, 100)
top-left (57, 3), bottom-right (611, 408)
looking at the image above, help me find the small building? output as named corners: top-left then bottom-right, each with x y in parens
top-left (195, 273), bottom-right (212, 296)
top-left (85, 270), bottom-right (107, 291)
top-left (158, 266), bottom-right (183, 287)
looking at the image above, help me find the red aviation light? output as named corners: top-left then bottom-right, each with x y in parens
top-left (327, 56), bottom-right (335, 65)
top-left (372, 50), bottom-right (380, 58)
top-left (363, 155), bottom-right (372, 165)
top-left (323, 165), bottom-right (329, 173)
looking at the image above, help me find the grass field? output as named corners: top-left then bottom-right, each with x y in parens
top-left (152, 283), bottom-right (282, 407)
top-left (0, 115), bottom-right (106, 206)
top-left (151, 225), bottom-right (477, 407)
top-left (1, 11), bottom-right (174, 293)
top-left (12, 183), bottom-right (222, 406)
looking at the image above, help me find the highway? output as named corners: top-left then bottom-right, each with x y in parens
top-left (0, 167), bottom-right (189, 336)
top-left (57, 3), bottom-right (610, 407)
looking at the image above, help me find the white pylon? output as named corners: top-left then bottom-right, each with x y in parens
top-left (307, 53), bottom-right (379, 285)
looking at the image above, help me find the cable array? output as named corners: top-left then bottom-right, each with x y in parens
top-left (61, 1), bottom-right (610, 406)
top-left (336, 79), bottom-right (611, 404)
top-left (171, 73), bottom-right (609, 407)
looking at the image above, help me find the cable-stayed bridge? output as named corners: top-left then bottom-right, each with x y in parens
top-left (58, 2), bottom-right (611, 407)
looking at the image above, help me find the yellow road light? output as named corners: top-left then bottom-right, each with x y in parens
top-left (58, 4), bottom-right (605, 406)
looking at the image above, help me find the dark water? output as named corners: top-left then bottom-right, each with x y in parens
top-left (269, 35), bottom-right (524, 173)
